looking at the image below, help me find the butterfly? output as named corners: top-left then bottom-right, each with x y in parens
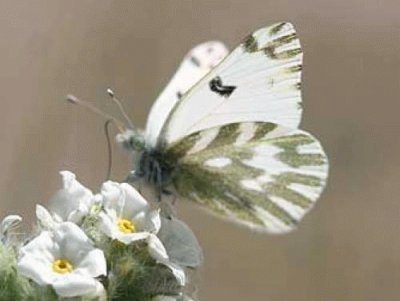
top-left (115, 22), bottom-right (329, 234)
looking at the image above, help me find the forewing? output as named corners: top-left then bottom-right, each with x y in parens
top-left (160, 22), bottom-right (303, 146)
top-left (165, 122), bottom-right (328, 233)
top-left (145, 41), bottom-right (229, 148)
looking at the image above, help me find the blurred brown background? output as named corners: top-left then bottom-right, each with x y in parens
top-left (0, 1), bottom-right (399, 300)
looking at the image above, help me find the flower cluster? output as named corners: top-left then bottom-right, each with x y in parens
top-left (0, 171), bottom-right (202, 301)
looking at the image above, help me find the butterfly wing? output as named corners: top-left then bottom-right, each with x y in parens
top-left (164, 122), bottom-right (328, 233)
top-left (159, 22), bottom-right (303, 146)
top-left (145, 41), bottom-right (229, 148)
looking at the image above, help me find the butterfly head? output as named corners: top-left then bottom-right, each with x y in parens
top-left (116, 128), bottom-right (145, 153)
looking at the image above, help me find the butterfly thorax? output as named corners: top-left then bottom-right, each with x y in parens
top-left (136, 149), bottom-right (175, 189)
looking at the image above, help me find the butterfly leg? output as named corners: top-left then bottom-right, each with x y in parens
top-left (152, 161), bottom-right (164, 202)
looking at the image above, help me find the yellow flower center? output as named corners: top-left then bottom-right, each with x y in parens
top-left (52, 259), bottom-right (73, 274)
top-left (117, 218), bottom-right (136, 234)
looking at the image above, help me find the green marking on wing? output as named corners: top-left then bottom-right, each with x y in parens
top-left (259, 24), bottom-right (301, 60)
top-left (269, 134), bottom-right (326, 168)
top-left (251, 122), bottom-right (277, 142)
top-left (286, 64), bottom-right (302, 73)
top-left (242, 23), bottom-right (301, 61)
top-left (265, 173), bottom-right (319, 208)
top-left (274, 32), bottom-right (298, 45)
top-left (208, 123), bottom-right (241, 149)
top-left (164, 131), bottom-right (201, 160)
top-left (269, 22), bottom-right (287, 35)
top-left (165, 122), bottom-right (329, 233)
top-left (264, 46), bottom-right (301, 60)
top-left (242, 34), bottom-right (258, 53)
top-left (297, 102), bottom-right (303, 110)
top-left (275, 172), bottom-right (322, 187)
top-left (173, 160), bottom-right (267, 226)
top-left (173, 156), bottom-right (298, 227)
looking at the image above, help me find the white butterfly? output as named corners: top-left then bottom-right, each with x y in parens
top-left (116, 22), bottom-right (329, 233)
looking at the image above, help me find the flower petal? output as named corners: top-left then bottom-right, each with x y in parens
top-left (134, 209), bottom-right (161, 234)
top-left (101, 181), bottom-right (125, 215)
top-left (101, 181), bottom-right (149, 218)
top-left (98, 212), bottom-right (150, 244)
top-left (152, 294), bottom-right (194, 301)
top-left (147, 234), bottom-right (186, 286)
top-left (113, 231), bottom-right (150, 245)
top-left (19, 230), bottom-right (58, 260)
top-left (74, 248), bottom-right (107, 278)
top-left (17, 231), bottom-right (57, 285)
top-left (0, 214), bottom-right (22, 237)
top-left (18, 222), bottom-right (107, 298)
top-left (120, 183), bottom-right (149, 215)
top-left (48, 171), bottom-right (93, 222)
top-left (53, 223), bottom-right (97, 264)
top-left (98, 211), bottom-right (118, 238)
top-left (147, 234), bottom-right (169, 262)
top-left (36, 205), bottom-right (57, 229)
top-left (152, 296), bottom-right (178, 301)
top-left (17, 256), bottom-right (55, 285)
top-left (52, 273), bottom-right (102, 297)
top-left (164, 262), bottom-right (186, 286)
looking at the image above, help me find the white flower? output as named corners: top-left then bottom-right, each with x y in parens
top-left (152, 295), bottom-right (194, 301)
top-left (98, 181), bottom-right (160, 244)
top-left (152, 296), bottom-right (178, 301)
top-left (0, 215), bottom-right (22, 243)
top-left (147, 234), bottom-right (186, 286)
top-left (17, 222), bottom-right (106, 298)
top-left (36, 171), bottom-right (95, 228)
top-left (97, 182), bottom-right (186, 285)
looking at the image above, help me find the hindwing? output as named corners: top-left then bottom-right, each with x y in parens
top-left (163, 122), bottom-right (328, 233)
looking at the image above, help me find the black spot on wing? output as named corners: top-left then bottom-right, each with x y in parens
top-left (209, 76), bottom-right (237, 98)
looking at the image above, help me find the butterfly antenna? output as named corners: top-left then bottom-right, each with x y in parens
top-left (106, 88), bottom-right (135, 129)
top-left (66, 94), bottom-right (125, 132)
top-left (104, 119), bottom-right (113, 181)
